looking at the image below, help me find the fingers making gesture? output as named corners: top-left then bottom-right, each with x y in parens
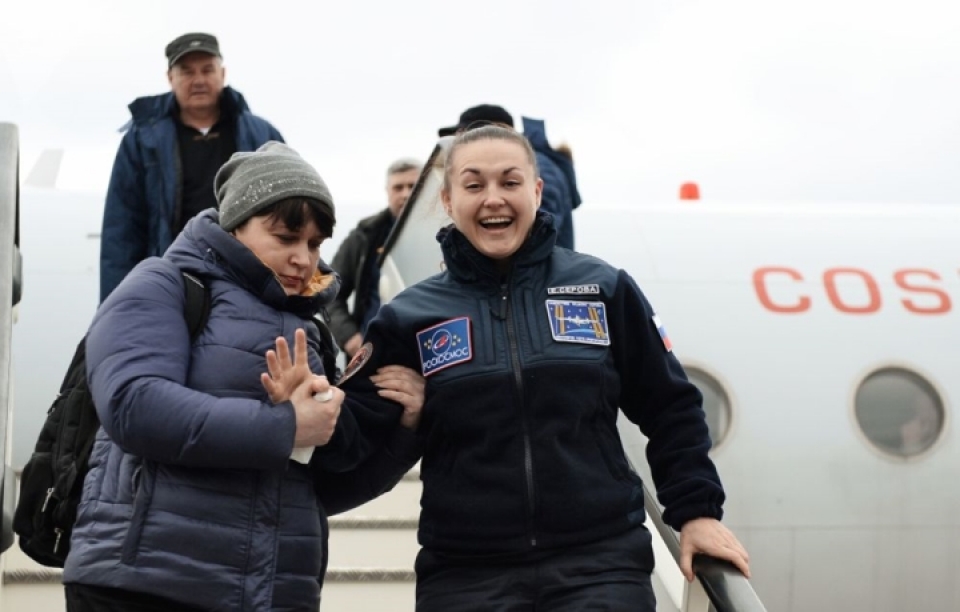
top-left (261, 328), bottom-right (427, 444)
top-left (261, 328), bottom-right (314, 404)
top-left (261, 328), bottom-right (343, 448)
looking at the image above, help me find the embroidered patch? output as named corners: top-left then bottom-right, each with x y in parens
top-left (340, 342), bottom-right (373, 385)
top-left (545, 300), bottom-right (611, 346)
top-left (547, 284), bottom-right (600, 296)
top-left (652, 314), bottom-right (673, 352)
top-left (416, 317), bottom-right (473, 376)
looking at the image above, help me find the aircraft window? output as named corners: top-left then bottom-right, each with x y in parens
top-left (685, 367), bottom-right (732, 448)
top-left (855, 368), bottom-right (945, 458)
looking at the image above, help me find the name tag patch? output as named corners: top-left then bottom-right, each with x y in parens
top-left (545, 300), bottom-right (611, 346)
top-left (417, 317), bottom-right (473, 376)
top-left (547, 284), bottom-right (600, 295)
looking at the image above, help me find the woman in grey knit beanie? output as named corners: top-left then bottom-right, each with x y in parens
top-left (216, 141), bottom-right (336, 237)
top-left (62, 139), bottom-right (426, 611)
top-left (215, 140), bottom-right (337, 296)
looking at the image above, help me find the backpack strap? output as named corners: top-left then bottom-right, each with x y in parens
top-left (181, 271), bottom-right (211, 341)
top-left (312, 309), bottom-right (342, 383)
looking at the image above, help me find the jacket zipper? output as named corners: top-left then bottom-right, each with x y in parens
top-left (499, 282), bottom-right (538, 548)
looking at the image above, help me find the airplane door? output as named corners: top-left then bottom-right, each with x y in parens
top-left (378, 137), bottom-right (453, 302)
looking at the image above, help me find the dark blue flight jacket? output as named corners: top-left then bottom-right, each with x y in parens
top-left (344, 212), bottom-right (725, 555)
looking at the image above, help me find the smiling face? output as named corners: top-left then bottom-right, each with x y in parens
top-left (167, 52), bottom-right (225, 115)
top-left (441, 137), bottom-right (542, 262)
top-left (233, 209), bottom-right (325, 296)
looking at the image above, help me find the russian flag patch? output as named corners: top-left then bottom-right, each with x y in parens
top-left (652, 314), bottom-right (672, 352)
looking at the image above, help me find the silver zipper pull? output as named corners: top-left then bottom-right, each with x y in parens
top-left (40, 488), bottom-right (55, 513)
top-left (53, 528), bottom-right (63, 553)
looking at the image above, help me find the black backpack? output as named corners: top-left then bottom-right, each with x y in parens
top-left (13, 271), bottom-right (210, 567)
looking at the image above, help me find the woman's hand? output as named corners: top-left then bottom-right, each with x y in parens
top-left (261, 328), bottom-right (313, 404)
top-left (370, 365), bottom-right (426, 430)
top-left (678, 517), bottom-right (751, 582)
top-left (290, 375), bottom-right (342, 447)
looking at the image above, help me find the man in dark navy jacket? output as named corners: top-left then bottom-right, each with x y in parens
top-left (99, 32), bottom-right (283, 302)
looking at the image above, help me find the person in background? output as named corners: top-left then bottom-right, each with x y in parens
top-left (438, 103), bottom-right (581, 249)
top-left (329, 157), bottom-right (422, 358)
top-left (100, 32), bottom-right (283, 302)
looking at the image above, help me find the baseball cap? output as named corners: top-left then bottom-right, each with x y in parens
top-left (165, 32), bottom-right (221, 68)
top-left (437, 104), bottom-right (515, 137)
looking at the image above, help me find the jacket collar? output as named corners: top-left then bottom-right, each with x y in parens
top-left (122, 86), bottom-right (249, 130)
top-left (166, 210), bottom-right (340, 319)
top-left (359, 208), bottom-right (396, 231)
top-left (438, 210), bottom-right (557, 286)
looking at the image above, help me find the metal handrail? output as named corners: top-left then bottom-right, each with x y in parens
top-left (639, 476), bottom-right (767, 612)
top-left (0, 122), bottom-right (20, 553)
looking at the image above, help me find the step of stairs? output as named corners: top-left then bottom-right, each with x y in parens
top-left (328, 517), bottom-right (419, 568)
top-left (2, 468), bottom-right (423, 611)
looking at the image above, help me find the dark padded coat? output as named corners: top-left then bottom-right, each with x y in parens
top-left (65, 210), bottom-right (403, 611)
top-left (100, 87), bottom-right (282, 302)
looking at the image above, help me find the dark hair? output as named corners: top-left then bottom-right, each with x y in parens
top-left (255, 197), bottom-right (335, 238)
top-left (442, 124), bottom-right (538, 192)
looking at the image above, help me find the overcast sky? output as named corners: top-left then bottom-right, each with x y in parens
top-left (1, 0), bottom-right (958, 212)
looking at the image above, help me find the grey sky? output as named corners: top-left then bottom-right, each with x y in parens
top-left (5, 0), bottom-right (960, 466)
top-left (1, 0), bottom-right (958, 211)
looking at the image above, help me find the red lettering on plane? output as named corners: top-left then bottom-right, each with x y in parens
top-left (754, 267), bottom-right (954, 314)
top-left (894, 269), bottom-right (951, 314)
top-left (752, 267), bottom-right (810, 313)
top-left (823, 268), bottom-right (881, 314)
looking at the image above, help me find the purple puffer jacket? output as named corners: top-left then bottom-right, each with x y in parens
top-left (64, 210), bottom-right (402, 611)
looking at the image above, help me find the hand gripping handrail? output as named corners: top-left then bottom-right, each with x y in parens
top-left (638, 473), bottom-right (768, 612)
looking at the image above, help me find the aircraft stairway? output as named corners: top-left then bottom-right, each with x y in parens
top-left (0, 464), bottom-right (764, 612)
top-left (1, 122), bottom-right (24, 607)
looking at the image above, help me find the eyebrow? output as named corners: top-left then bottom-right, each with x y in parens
top-left (460, 166), bottom-right (522, 176)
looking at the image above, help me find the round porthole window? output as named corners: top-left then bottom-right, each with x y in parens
top-left (854, 368), bottom-right (945, 458)
top-left (685, 367), bottom-right (732, 449)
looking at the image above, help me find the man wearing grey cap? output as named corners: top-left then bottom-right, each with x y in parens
top-left (99, 32), bottom-right (284, 303)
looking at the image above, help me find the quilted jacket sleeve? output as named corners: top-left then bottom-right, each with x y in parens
top-left (87, 260), bottom-right (298, 471)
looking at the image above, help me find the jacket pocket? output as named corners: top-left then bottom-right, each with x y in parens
top-left (13, 451), bottom-right (53, 537)
top-left (592, 420), bottom-right (629, 482)
top-left (120, 460), bottom-right (155, 565)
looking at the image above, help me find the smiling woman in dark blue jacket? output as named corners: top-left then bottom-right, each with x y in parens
top-left (62, 142), bottom-right (422, 612)
top-left (339, 125), bottom-right (751, 611)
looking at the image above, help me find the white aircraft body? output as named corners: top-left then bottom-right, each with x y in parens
top-left (582, 203), bottom-right (960, 612)
top-left (6, 143), bottom-right (960, 611)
